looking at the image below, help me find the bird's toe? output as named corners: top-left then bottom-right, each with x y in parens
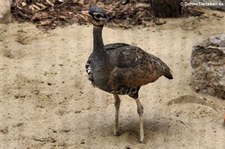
top-left (113, 130), bottom-right (120, 136)
top-left (139, 139), bottom-right (145, 143)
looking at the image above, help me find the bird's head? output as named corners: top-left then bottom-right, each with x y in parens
top-left (81, 6), bottom-right (108, 27)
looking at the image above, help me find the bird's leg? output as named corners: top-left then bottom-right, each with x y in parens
top-left (113, 94), bottom-right (121, 136)
top-left (135, 98), bottom-right (144, 143)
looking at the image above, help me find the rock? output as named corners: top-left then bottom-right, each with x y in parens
top-left (191, 34), bottom-right (225, 99)
top-left (0, 127), bottom-right (9, 134)
top-left (150, 0), bottom-right (183, 18)
top-left (0, 0), bottom-right (12, 23)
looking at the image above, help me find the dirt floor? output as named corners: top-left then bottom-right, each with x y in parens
top-left (0, 9), bottom-right (225, 149)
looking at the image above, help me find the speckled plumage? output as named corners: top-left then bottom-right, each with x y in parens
top-left (86, 42), bottom-right (173, 99)
top-left (82, 6), bottom-right (173, 143)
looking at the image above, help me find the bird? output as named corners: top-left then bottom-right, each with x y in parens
top-left (81, 6), bottom-right (173, 143)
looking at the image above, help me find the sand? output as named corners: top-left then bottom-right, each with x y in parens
top-left (0, 9), bottom-right (225, 148)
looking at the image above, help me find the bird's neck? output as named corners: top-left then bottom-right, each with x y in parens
top-left (93, 26), bottom-right (105, 55)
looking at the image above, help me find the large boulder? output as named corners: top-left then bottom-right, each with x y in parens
top-left (0, 0), bottom-right (12, 23)
top-left (191, 35), bottom-right (225, 99)
top-left (150, 0), bottom-right (183, 18)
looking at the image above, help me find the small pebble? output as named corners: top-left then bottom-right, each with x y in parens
top-left (125, 144), bottom-right (130, 149)
top-left (81, 139), bottom-right (85, 144)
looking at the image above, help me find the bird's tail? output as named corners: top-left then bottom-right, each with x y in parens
top-left (164, 71), bottom-right (173, 80)
top-left (160, 60), bottom-right (173, 80)
top-left (149, 54), bottom-right (173, 80)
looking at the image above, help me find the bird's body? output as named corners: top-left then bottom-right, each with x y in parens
top-left (82, 6), bottom-right (173, 143)
top-left (86, 42), bottom-right (172, 98)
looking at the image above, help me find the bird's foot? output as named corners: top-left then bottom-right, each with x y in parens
top-left (113, 130), bottom-right (119, 136)
top-left (139, 137), bottom-right (145, 143)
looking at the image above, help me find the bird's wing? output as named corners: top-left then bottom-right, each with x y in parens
top-left (105, 43), bottom-right (172, 87)
top-left (105, 43), bottom-right (145, 67)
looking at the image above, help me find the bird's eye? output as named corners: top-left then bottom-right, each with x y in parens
top-left (95, 14), bottom-right (102, 18)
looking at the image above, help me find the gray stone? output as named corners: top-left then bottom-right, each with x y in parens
top-left (0, 0), bottom-right (12, 23)
top-left (191, 34), bottom-right (225, 99)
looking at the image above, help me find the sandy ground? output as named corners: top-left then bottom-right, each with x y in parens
top-left (0, 9), bottom-right (225, 149)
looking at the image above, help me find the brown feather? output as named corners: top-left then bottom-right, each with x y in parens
top-left (104, 43), bottom-right (172, 89)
